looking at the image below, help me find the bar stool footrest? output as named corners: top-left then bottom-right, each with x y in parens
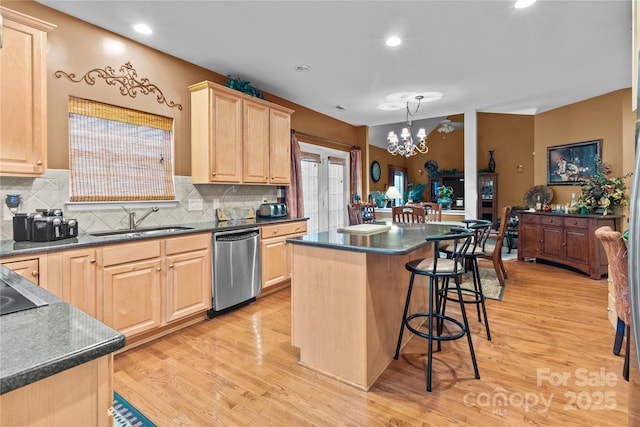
top-left (406, 312), bottom-right (466, 342)
top-left (442, 288), bottom-right (484, 305)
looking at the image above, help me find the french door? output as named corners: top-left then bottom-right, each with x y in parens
top-left (299, 142), bottom-right (350, 233)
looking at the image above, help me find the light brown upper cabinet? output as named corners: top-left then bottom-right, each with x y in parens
top-left (0, 8), bottom-right (55, 176)
top-left (189, 81), bottom-right (293, 185)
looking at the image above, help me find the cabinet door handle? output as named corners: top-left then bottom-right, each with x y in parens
top-left (169, 264), bottom-right (174, 268)
top-left (212, 172), bottom-right (217, 176)
top-left (31, 270), bottom-right (38, 277)
top-left (36, 160), bottom-right (43, 165)
top-left (90, 259), bottom-right (96, 263)
top-left (156, 267), bottom-right (161, 271)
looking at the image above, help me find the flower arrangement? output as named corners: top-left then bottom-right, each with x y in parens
top-left (575, 156), bottom-right (632, 215)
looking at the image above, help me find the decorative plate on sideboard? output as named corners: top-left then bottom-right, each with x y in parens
top-left (523, 185), bottom-right (554, 208)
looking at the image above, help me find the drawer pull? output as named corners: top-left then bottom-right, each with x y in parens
top-left (36, 160), bottom-right (43, 165)
top-left (169, 264), bottom-right (174, 268)
top-left (90, 259), bottom-right (96, 263)
top-left (31, 271), bottom-right (38, 277)
top-left (157, 267), bottom-right (161, 271)
top-left (212, 172), bottom-right (217, 176)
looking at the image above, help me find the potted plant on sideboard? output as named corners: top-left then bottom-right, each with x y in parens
top-left (436, 185), bottom-right (454, 210)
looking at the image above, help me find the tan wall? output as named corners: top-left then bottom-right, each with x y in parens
top-left (369, 145), bottom-right (406, 192)
top-left (379, 112), bottom-right (535, 210)
top-left (534, 89), bottom-right (634, 212)
top-left (478, 113), bottom-right (535, 209)
top-left (6, 0), bottom-right (366, 179)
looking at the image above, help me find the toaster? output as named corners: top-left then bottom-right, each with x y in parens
top-left (258, 203), bottom-right (287, 218)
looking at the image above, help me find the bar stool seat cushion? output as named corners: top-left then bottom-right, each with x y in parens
top-left (412, 258), bottom-right (463, 274)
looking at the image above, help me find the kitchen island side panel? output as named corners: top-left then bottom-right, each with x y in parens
top-left (291, 243), bottom-right (432, 390)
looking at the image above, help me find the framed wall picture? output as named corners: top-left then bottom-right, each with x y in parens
top-left (547, 139), bottom-right (602, 185)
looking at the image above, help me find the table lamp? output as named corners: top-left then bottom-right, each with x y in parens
top-left (385, 186), bottom-right (402, 206)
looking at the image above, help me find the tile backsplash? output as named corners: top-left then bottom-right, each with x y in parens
top-left (0, 169), bottom-right (278, 240)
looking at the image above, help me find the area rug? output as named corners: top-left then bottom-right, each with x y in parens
top-left (111, 392), bottom-right (156, 427)
top-left (460, 267), bottom-right (505, 301)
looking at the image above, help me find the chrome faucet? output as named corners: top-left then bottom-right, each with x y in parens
top-left (121, 206), bottom-right (159, 229)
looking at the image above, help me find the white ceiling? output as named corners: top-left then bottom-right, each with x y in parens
top-left (36, 0), bottom-right (632, 127)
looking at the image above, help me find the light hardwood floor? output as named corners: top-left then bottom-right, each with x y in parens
top-left (114, 259), bottom-right (634, 426)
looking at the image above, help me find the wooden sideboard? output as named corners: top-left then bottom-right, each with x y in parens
top-left (518, 211), bottom-right (622, 279)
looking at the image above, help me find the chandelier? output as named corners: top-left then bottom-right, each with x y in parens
top-left (386, 95), bottom-right (427, 158)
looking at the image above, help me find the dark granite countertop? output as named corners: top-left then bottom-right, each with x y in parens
top-left (0, 265), bottom-right (125, 394)
top-left (287, 220), bottom-right (460, 255)
top-left (0, 217), bottom-right (307, 258)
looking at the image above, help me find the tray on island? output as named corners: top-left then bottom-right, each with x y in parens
top-left (337, 224), bottom-right (391, 235)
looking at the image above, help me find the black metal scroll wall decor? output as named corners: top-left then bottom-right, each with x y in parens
top-left (54, 61), bottom-right (183, 110)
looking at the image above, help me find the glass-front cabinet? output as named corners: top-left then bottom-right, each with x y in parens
top-left (478, 173), bottom-right (498, 227)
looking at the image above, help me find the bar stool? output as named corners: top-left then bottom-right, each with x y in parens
top-left (394, 228), bottom-right (480, 392)
top-left (440, 220), bottom-right (493, 340)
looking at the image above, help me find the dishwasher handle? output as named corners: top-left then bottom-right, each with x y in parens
top-left (215, 229), bottom-right (260, 242)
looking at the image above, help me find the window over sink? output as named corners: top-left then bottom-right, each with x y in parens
top-left (68, 97), bottom-right (175, 202)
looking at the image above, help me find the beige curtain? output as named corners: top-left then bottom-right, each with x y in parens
top-left (350, 149), bottom-right (362, 202)
top-left (286, 131), bottom-right (304, 218)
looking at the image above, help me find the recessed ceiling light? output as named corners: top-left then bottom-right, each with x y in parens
top-left (295, 65), bottom-right (312, 72)
top-left (133, 23), bottom-right (152, 35)
top-left (514, 0), bottom-right (536, 9)
top-left (385, 36), bottom-right (402, 47)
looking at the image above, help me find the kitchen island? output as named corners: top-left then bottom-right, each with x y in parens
top-left (0, 265), bottom-right (125, 426)
top-left (288, 221), bottom-right (459, 391)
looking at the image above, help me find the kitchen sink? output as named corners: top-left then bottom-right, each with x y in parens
top-left (89, 226), bottom-right (194, 237)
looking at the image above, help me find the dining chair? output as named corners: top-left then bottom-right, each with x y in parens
top-left (347, 204), bottom-right (364, 225)
top-left (348, 203), bottom-right (376, 225)
top-left (392, 205), bottom-right (426, 223)
top-left (478, 206), bottom-right (511, 287)
top-left (422, 202), bottom-right (442, 222)
top-left (595, 226), bottom-right (630, 381)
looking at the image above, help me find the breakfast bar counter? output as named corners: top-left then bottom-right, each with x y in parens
top-left (287, 221), bottom-right (458, 390)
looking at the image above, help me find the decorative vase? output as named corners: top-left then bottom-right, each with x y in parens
top-left (488, 150), bottom-right (496, 173)
top-left (580, 207), bottom-right (589, 215)
top-left (437, 197), bottom-right (452, 210)
top-left (5, 194), bottom-right (21, 216)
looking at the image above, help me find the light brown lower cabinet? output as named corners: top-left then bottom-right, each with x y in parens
top-left (1, 233), bottom-right (212, 343)
top-left (0, 354), bottom-right (113, 427)
top-left (101, 235), bottom-right (211, 340)
top-left (260, 220), bottom-right (307, 295)
top-left (45, 248), bottom-right (101, 320)
top-left (165, 233), bottom-right (212, 322)
top-left (103, 250), bottom-right (164, 338)
top-left (0, 255), bottom-right (44, 286)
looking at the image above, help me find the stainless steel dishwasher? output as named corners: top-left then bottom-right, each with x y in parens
top-left (207, 227), bottom-right (261, 318)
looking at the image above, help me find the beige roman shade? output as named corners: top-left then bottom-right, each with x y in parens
top-left (68, 97), bottom-right (175, 201)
